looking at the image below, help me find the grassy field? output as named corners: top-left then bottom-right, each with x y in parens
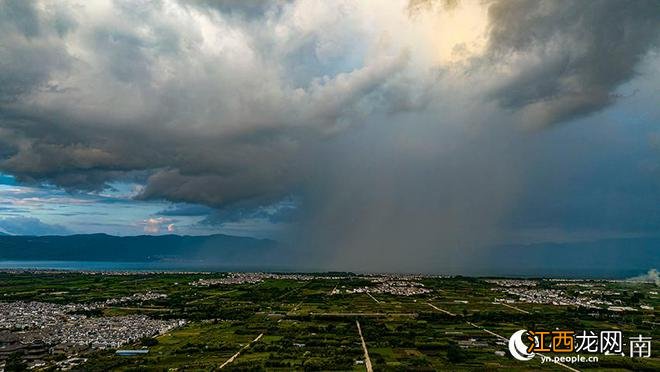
top-left (0, 272), bottom-right (658, 371)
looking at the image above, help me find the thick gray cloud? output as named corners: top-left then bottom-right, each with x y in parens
top-left (484, 0), bottom-right (660, 126)
top-left (0, 0), bottom-right (413, 203)
top-left (0, 1), bottom-right (72, 102)
top-left (182, 0), bottom-right (291, 19)
top-left (0, 0), bottom-right (659, 270)
top-left (291, 111), bottom-right (528, 272)
top-left (156, 203), bottom-right (214, 217)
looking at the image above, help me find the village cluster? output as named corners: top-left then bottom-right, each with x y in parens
top-left (191, 273), bottom-right (434, 296)
top-left (0, 298), bottom-right (184, 369)
top-left (335, 276), bottom-right (432, 296)
top-left (487, 279), bottom-right (654, 311)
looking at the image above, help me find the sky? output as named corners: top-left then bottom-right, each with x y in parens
top-left (0, 0), bottom-right (659, 271)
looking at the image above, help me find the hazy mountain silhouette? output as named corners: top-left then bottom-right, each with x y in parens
top-left (476, 238), bottom-right (660, 278)
top-left (0, 234), bottom-right (656, 277)
top-left (0, 234), bottom-right (276, 264)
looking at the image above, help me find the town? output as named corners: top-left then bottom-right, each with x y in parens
top-left (487, 278), bottom-right (653, 310)
top-left (0, 271), bottom-right (657, 370)
top-left (0, 300), bottom-right (184, 370)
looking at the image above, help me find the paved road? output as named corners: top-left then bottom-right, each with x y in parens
top-left (356, 320), bottom-right (373, 372)
top-left (497, 302), bottom-right (531, 314)
top-left (466, 321), bottom-right (508, 341)
top-left (219, 333), bottom-right (264, 369)
top-left (309, 312), bottom-right (417, 317)
top-left (426, 302), bottom-right (456, 316)
top-left (425, 306), bottom-right (579, 372)
top-left (367, 292), bottom-right (381, 304)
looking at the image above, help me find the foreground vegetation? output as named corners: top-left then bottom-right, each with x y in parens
top-left (0, 271), bottom-right (658, 371)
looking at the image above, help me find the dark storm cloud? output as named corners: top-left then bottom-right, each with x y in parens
top-left (200, 197), bottom-right (299, 226)
top-left (0, 0), bottom-right (659, 269)
top-left (0, 1), bottom-right (71, 103)
top-left (157, 204), bottom-right (214, 217)
top-left (485, 0), bottom-right (660, 126)
top-left (290, 115), bottom-right (527, 272)
top-left (5, 0), bottom-right (657, 204)
top-left (182, 0), bottom-right (290, 19)
top-left (0, 0), bottom-right (411, 205)
top-left (1, 0), bottom-right (40, 37)
top-left (507, 119), bottom-right (660, 234)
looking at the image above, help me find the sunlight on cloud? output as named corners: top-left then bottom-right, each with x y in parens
top-left (423, 1), bottom-right (489, 65)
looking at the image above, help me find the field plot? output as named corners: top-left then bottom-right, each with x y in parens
top-left (0, 272), bottom-right (658, 371)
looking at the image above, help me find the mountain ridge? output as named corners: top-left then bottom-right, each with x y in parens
top-left (0, 234), bottom-right (657, 277)
top-left (0, 233), bottom-right (277, 263)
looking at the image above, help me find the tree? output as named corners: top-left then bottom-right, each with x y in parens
top-left (630, 292), bottom-right (644, 304)
top-left (446, 342), bottom-right (468, 363)
top-left (140, 337), bottom-right (159, 346)
top-left (5, 352), bottom-right (27, 372)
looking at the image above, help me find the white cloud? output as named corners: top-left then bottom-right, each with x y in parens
top-left (142, 217), bottom-right (175, 234)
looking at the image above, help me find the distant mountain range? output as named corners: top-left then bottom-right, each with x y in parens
top-left (0, 234), bottom-right (657, 277)
top-left (0, 234), bottom-right (277, 265)
top-left (475, 237), bottom-right (660, 278)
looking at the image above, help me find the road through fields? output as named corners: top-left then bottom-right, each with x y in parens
top-left (219, 333), bottom-right (264, 369)
top-left (356, 320), bottom-right (373, 372)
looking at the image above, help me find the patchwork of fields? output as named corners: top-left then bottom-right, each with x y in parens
top-left (0, 272), bottom-right (658, 371)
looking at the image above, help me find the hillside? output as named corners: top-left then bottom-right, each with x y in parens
top-left (0, 234), bottom-right (276, 264)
